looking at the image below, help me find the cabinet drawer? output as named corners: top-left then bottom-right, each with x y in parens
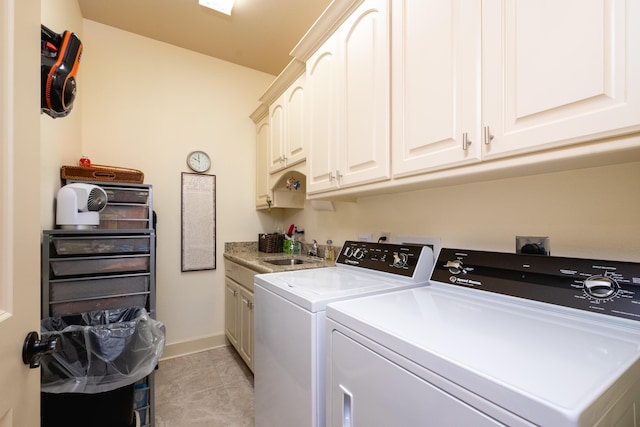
top-left (51, 236), bottom-right (151, 255)
top-left (50, 275), bottom-right (150, 302)
top-left (225, 260), bottom-right (257, 291)
top-left (50, 255), bottom-right (150, 277)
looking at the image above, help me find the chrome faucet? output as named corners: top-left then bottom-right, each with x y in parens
top-left (308, 240), bottom-right (318, 257)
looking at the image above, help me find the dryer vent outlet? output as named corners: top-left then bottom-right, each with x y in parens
top-left (516, 236), bottom-right (550, 255)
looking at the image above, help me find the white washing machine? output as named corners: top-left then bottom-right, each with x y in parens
top-left (254, 241), bottom-right (435, 427)
top-left (326, 248), bottom-right (640, 426)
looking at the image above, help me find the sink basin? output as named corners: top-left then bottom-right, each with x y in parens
top-left (263, 257), bottom-right (324, 266)
top-left (265, 259), bottom-right (306, 266)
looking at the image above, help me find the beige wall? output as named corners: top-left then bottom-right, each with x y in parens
top-left (79, 20), bottom-right (274, 352)
top-left (276, 160), bottom-right (640, 263)
top-left (39, 4), bottom-right (275, 354)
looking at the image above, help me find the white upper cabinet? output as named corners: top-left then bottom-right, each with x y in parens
top-left (269, 73), bottom-right (306, 174)
top-left (306, 0), bottom-right (390, 194)
top-left (482, 0), bottom-right (640, 159)
top-left (393, 0), bottom-right (640, 178)
top-left (255, 114), bottom-right (270, 208)
top-left (306, 32), bottom-right (339, 194)
top-left (391, 0), bottom-right (482, 177)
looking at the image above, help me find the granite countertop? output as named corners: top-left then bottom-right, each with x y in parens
top-left (224, 241), bottom-right (334, 274)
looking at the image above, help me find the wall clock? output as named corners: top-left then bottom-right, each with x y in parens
top-left (187, 150), bottom-right (211, 173)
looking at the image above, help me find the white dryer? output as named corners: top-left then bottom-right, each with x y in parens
top-left (326, 248), bottom-right (640, 426)
top-left (254, 241), bottom-right (435, 427)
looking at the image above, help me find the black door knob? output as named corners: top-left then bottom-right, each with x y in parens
top-left (22, 331), bottom-right (59, 369)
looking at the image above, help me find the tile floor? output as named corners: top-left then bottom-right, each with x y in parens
top-left (155, 346), bottom-right (254, 426)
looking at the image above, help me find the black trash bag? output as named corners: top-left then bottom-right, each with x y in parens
top-left (40, 306), bottom-right (165, 394)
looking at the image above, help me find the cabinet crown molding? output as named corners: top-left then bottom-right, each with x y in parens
top-left (258, 59), bottom-right (305, 107)
top-left (250, 104), bottom-right (268, 123)
top-left (290, 0), bottom-right (367, 62)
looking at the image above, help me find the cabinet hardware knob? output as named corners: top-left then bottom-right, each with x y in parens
top-left (484, 126), bottom-right (495, 145)
top-left (462, 132), bottom-right (472, 150)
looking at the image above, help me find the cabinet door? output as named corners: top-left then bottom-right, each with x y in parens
top-left (306, 32), bottom-right (339, 194)
top-left (483, 0), bottom-right (640, 159)
top-left (285, 74), bottom-right (306, 167)
top-left (239, 287), bottom-right (254, 371)
top-left (224, 278), bottom-right (239, 348)
top-left (268, 99), bottom-right (286, 173)
top-left (338, 0), bottom-right (391, 187)
top-left (391, 0), bottom-right (482, 177)
top-left (269, 75), bottom-right (306, 175)
top-left (255, 116), bottom-right (271, 208)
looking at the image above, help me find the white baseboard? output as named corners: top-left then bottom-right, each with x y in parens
top-left (160, 333), bottom-right (228, 361)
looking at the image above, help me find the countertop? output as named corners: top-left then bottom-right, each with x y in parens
top-left (224, 241), bottom-right (334, 274)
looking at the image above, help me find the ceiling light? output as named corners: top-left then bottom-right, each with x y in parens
top-left (199, 0), bottom-right (235, 15)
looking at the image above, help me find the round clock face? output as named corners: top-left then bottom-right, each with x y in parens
top-left (187, 150), bottom-right (211, 173)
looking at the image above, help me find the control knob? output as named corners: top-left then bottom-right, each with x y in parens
top-left (392, 252), bottom-right (408, 268)
top-left (445, 259), bottom-right (464, 274)
top-left (584, 275), bottom-right (618, 299)
top-left (354, 248), bottom-right (367, 260)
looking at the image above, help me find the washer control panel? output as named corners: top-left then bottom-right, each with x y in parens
top-left (336, 241), bottom-right (432, 279)
top-left (431, 248), bottom-right (640, 322)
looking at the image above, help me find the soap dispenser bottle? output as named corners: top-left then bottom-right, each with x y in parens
top-left (325, 240), bottom-right (334, 262)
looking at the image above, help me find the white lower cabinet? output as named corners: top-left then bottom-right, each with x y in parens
top-left (224, 278), bottom-right (240, 349)
top-left (238, 287), bottom-right (254, 368)
top-left (392, 0), bottom-right (640, 178)
top-left (224, 260), bottom-right (256, 372)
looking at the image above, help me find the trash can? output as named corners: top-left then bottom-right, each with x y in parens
top-left (40, 307), bottom-right (165, 427)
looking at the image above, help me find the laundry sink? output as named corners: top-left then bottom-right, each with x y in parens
top-left (263, 257), bottom-right (324, 266)
top-left (265, 259), bottom-right (306, 266)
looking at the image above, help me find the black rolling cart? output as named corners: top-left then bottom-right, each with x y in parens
top-left (41, 182), bottom-right (161, 427)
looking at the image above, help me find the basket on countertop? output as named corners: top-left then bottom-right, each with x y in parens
top-left (259, 233), bottom-right (284, 253)
top-left (61, 164), bottom-right (144, 184)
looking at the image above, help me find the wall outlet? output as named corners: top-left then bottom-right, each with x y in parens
top-left (358, 233), bottom-right (373, 242)
top-left (516, 236), bottom-right (550, 255)
top-left (379, 232), bottom-right (391, 243)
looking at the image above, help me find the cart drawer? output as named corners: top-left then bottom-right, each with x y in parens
top-left (52, 236), bottom-right (151, 255)
top-left (50, 294), bottom-right (148, 316)
top-left (50, 255), bottom-right (150, 277)
top-left (101, 205), bottom-right (149, 220)
top-left (104, 187), bottom-right (150, 204)
top-left (99, 219), bottom-right (152, 230)
top-left (50, 275), bottom-right (150, 301)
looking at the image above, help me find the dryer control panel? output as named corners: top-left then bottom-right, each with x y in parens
top-left (432, 248), bottom-right (640, 322)
top-left (336, 241), bottom-right (434, 280)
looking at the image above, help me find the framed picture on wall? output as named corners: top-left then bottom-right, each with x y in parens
top-left (181, 172), bottom-right (216, 271)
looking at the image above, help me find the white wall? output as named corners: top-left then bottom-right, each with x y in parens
top-left (278, 160), bottom-right (640, 262)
